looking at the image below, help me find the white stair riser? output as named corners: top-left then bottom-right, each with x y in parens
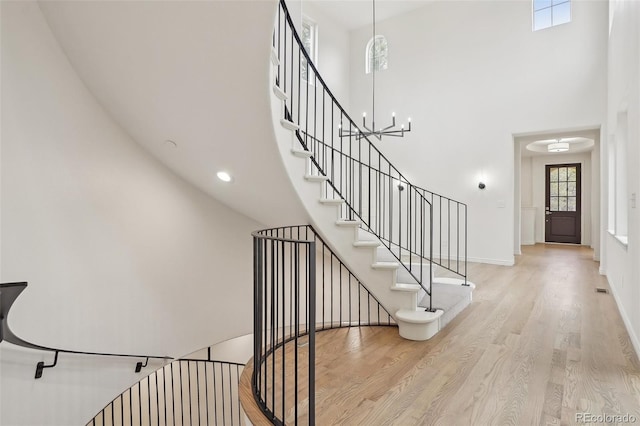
top-left (398, 319), bottom-right (440, 341)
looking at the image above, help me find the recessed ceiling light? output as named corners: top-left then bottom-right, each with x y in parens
top-left (217, 171), bottom-right (232, 182)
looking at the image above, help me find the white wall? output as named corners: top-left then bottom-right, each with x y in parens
top-left (521, 157), bottom-right (533, 207)
top-left (302, 2), bottom-right (351, 109)
top-left (349, 0), bottom-right (608, 265)
top-left (603, 0), bottom-right (640, 357)
top-left (1, 2), bottom-right (261, 424)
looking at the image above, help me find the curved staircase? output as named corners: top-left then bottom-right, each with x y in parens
top-left (268, 0), bottom-right (474, 342)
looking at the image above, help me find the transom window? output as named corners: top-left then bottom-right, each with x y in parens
top-left (549, 165), bottom-right (578, 211)
top-left (365, 35), bottom-right (388, 74)
top-left (533, 0), bottom-right (571, 31)
top-left (301, 18), bottom-right (317, 82)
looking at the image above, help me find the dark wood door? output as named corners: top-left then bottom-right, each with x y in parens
top-left (545, 163), bottom-right (581, 244)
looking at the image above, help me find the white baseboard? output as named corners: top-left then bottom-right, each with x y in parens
top-left (607, 277), bottom-right (640, 363)
top-left (599, 266), bottom-right (605, 275)
top-left (467, 256), bottom-right (515, 266)
top-left (432, 253), bottom-right (514, 266)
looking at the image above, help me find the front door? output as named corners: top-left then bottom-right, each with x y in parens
top-left (545, 163), bottom-right (581, 244)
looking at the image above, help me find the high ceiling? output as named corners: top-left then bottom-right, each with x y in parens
top-left (38, 0), bottom-right (308, 226)
top-left (307, 0), bottom-right (432, 30)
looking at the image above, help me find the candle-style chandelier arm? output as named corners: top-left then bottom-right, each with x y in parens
top-left (339, 113), bottom-right (412, 141)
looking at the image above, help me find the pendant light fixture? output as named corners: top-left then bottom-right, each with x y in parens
top-left (340, 0), bottom-right (411, 140)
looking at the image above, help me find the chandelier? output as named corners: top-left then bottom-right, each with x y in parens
top-left (339, 0), bottom-right (411, 141)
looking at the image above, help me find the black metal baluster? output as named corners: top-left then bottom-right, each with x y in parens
top-left (204, 363), bottom-right (210, 426)
top-left (270, 238), bottom-right (276, 414)
top-left (448, 199), bottom-right (451, 270)
top-left (212, 363), bottom-right (218, 426)
top-left (457, 202), bottom-right (460, 273)
top-left (221, 364), bottom-right (226, 426)
top-left (308, 240), bottom-right (316, 426)
top-left (280, 239), bottom-right (286, 421)
top-left (294, 243), bottom-right (300, 423)
top-left (228, 364), bottom-right (234, 426)
top-left (170, 363), bottom-right (175, 426)
top-left (187, 361), bottom-right (192, 425)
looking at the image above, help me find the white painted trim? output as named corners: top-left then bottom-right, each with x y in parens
top-left (468, 256), bottom-right (515, 266)
top-left (272, 85), bottom-right (288, 101)
top-left (280, 119), bottom-right (299, 131)
top-left (432, 254), bottom-right (515, 266)
top-left (270, 47), bottom-right (280, 66)
top-left (599, 266), bottom-right (606, 275)
top-left (607, 275), bottom-right (640, 362)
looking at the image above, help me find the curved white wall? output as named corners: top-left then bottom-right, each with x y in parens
top-left (0, 2), bottom-right (267, 424)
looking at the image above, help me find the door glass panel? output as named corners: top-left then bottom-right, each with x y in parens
top-left (559, 167), bottom-right (567, 181)
top-left (550, 182), bottom-right (559, 196)
top-left (568, 197), bottom-right (577, 211)
top-left (568, 181), bottom-right (576, 196)
top-left (559, 182), bottom-right (567, 196)
top-left (551, 197), bottom-right (559, 211)
top-left (559, 197), bottom-right (568, 211)
top-left (568, 167), bottom-right (576, 181)
top-left (550, 167), bottom-right (558, 182)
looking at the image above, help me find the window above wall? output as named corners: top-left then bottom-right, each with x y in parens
top-left (301, 17), bottom-right (317, 83)
top-left (366, 35), bottom-right (388, 74)
top-left (533, 0), bottom-right (571, 31)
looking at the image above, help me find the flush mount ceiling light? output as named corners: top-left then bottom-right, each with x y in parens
top-left (339, 0), bottom-right (411, 141)
top-left (526, 137), bottom-right (593, 153)
top-left (547, 141), bottom-right (570, 152)
top-left (216, 171), bottom-right (232, 182)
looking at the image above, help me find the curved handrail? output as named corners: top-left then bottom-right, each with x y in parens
top-left (0, 282), bottom-right (172, 378)
top-left (88, 357), bottom-right (246, 426)
top-left (251, 224), bottom-right (394, 425)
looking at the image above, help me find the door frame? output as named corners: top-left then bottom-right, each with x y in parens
top-left (512, 128), bottom-right (602, 261)
top-left (545, 163), bottom-right (582, 244)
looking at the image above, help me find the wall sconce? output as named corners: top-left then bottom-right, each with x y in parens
top-left (478, 182), bottom-right (486, 190)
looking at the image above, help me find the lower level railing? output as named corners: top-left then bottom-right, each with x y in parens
top-left (252, 225), bottom-right (395, 426)
top-left (88, 358), bottom-right (244, 426)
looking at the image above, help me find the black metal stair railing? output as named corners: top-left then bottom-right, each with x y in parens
top-left (272, 0), bottom-right (468, 305)
top-left (88, 356), bottom-right (245, 426)
top-left (252, 225), bottom-right (394, 426)
top-left (414, 186), bottom-right (468, 279)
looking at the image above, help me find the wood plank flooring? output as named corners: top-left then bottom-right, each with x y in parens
top-left (242, 244), bottom-right (640, 425)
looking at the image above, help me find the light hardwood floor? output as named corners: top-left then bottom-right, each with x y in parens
top-left (242, 244), bottom-right (640, 425)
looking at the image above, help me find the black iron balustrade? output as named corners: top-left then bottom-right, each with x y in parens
top-left (252, 225), bottom-right (394, 426)
top-left (272, 0), bottom-right (468, 306)
top-left (414, 186), bottom-right (468, 281)
top-left (88, 358), bottom-right (245, 426)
